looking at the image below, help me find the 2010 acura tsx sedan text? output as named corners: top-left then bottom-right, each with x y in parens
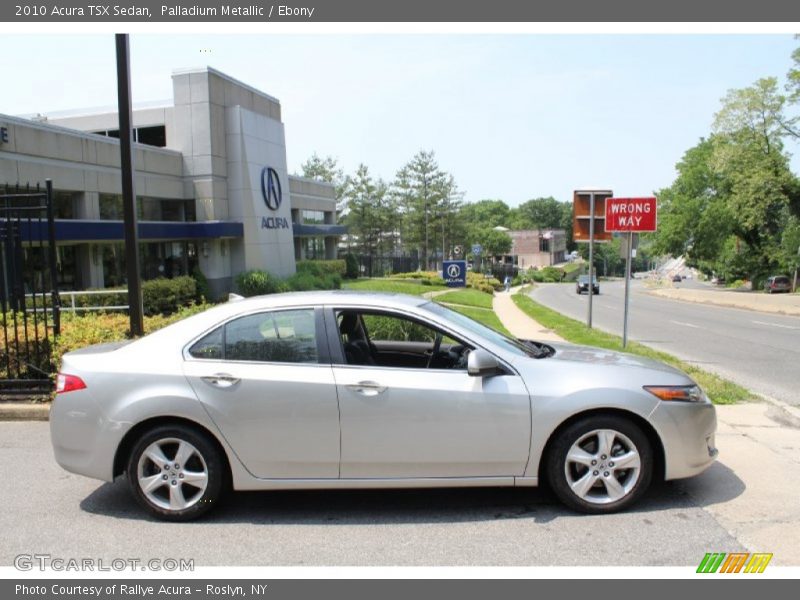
top-left (50, 291), bottom-right (718, 520)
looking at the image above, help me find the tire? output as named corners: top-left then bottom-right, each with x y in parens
top-left (546, 415), bottom-right (653, 514)
top-left (127, 424), bottom-right (227, 521)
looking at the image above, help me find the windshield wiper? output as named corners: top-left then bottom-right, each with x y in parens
top-left (518, 339), bottom-right (554, 358)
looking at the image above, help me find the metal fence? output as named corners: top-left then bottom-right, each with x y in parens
top-left (0, 181), bottom-right (60, 395)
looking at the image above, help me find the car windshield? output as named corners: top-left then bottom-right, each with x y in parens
top-left (578, 276), bottom-right (597, 283)
top-left (425, 301), bottom-right (544, 358)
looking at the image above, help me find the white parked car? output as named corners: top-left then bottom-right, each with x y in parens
top-left (51, 291), bottom-right (718, 520)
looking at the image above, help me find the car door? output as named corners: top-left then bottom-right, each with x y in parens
top-left (183, 307), bottom-right (340, 479)
top-left (329, 308), bottom-right (531, 479)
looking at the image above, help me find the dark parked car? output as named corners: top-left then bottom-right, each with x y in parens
top-left (764, 275), bottom-right (791, 294)
top-left (576, 275), bottom-right (599, 295)
top-left (672, 274), bottom-right (682, 283)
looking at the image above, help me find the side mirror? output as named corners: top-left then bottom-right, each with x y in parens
top-left (467, 349), bottom-right (502, 377)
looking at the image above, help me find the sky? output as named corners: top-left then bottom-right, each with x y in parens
top-left (1, 33), bottom-right (798, 206)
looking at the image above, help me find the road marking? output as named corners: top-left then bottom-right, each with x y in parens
top-left (752, 320), bottom-right (800, 331)
top-left (670, 320), bottom-right (702, 329)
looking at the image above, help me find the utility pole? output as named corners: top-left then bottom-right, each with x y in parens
top-left (115, 34), bottom-right (144, 336)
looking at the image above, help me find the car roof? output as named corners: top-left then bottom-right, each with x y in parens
top-left (126, 290), bottom-right (433, 355)
top-left (230, 290), bottom-right (431, 310)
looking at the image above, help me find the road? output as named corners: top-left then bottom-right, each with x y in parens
top-left (529, 280), bottom-right (800, 407)
top-left (0, 422), bottom-right (744, 567)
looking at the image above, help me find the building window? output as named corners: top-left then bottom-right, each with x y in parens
top-left (100, 194), bottom-right (195, 222)
top-left (54, 191), bottom-right (77, 219)
top-left (91, 125), bottom-right (166, 148)
top-left (136, 125), bottom-right (166, 147)
top-left (302, 210), bottom-right (325, 224)
top-left (303, 237), bottom-right (325, 259)
top-left (101, 241), bottom-right (198, 286)
top-left (100, 194), bottom-right (123, 220)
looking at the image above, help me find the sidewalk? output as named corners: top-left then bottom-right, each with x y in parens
top-left (492, 287), bottom-right (564, 342)
top-left (648, 287), bottom-right (800, 316)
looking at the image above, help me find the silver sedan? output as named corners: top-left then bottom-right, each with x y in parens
top-left (50, 291), bottom-right (717, 520)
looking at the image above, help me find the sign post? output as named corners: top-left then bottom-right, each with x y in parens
top-left (605, 197), bottom-right (658, 347)
top-left (442, 260), bottom-right (467, 288)
top-left (573, 189), bottom-right (613, 329)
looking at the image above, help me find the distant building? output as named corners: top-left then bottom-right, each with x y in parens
top-left (507, 229), bottom-right (567, 268)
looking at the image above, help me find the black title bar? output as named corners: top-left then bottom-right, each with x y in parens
top-left (3, 0), bottom-right (800, 22)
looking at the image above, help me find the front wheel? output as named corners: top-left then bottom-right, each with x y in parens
top-left (546, 415), bottom-right (653, 514)
top-left (127, 425), bottom-right (227, 521)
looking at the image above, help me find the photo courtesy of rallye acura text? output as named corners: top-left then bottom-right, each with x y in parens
top-left (50, 291), bottom-right (717, 521)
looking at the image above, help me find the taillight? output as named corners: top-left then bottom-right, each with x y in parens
top-left (56, 373), bottom-right (87, 394)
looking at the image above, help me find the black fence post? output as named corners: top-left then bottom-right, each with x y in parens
top-left (45, 179), bottom-right (60, 336)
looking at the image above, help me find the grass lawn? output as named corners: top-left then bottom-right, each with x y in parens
top-left (434, 288), bottom-right (494, 309)
top-left (444, 304), bottom-right (512, 336)
top-left (343, 278), bottom-right (447, 296)
top-left (512, 290), bottom-right (755, 405)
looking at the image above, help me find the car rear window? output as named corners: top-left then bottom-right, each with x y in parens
top-left (188, 309), bottom-right (318, 364)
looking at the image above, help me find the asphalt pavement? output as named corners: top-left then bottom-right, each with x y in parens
top-left (0, 422), bottom-right (747, 567)
top-left (529, 280), bottom-right (800, 407)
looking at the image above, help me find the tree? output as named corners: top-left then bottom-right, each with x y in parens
top-left (393, 151), bottom-right (462, 269)
top-left (785, 37), bottom-right (800, 125)
top-left (297, 153), bottom-right (347, 215)
top-left (472, 228), bottom-right (512, 257)
top-left (651, 76), bottom-right (800, 282)
top-left (341, 164), bottom-right (398, 257)
top-left (512, 197), bottom-right (565, 229)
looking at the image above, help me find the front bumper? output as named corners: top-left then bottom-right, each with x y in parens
top-left (649, 399), bottom-right (718, 480)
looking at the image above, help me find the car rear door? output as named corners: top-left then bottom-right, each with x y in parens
top-left (183, 307), bottom-right (340, 479)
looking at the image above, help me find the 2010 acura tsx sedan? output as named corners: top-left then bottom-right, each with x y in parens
top-left (50, 291), bottom-right (718, 520)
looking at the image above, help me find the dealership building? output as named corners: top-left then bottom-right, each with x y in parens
top-left (0, 67), bottom-right (344, 299)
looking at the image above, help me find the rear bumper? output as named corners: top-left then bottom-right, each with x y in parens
top-left (50, 389), bottom-right (123, 482)
top-left (649, 399), bottom-right (717, 480)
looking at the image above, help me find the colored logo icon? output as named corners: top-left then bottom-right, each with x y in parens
top-left (696, 552), bottom-right (773, 573)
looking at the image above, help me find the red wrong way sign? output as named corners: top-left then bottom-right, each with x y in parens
top-left (605, 197), bottom-right (657, 232)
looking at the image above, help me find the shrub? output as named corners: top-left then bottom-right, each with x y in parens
top-left (141, 276), bottom-right (197, 316)
top-left (297, 259), bottom-right (347, 277)
top-left (283, 271), bottom-right (341, 291)
top-left (344, 253), bottom-right (360, 279)
top-left (466, 271), bottom-right (502, 292)
top-left (235, 270), bottom-right (285, 297)
top-left (192, 267), bottom-right (212, 302)
top-left (53, 303), bottom-right (213, 367)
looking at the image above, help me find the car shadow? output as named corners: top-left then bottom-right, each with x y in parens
top-left (79, 462), bottom-right (745, 525)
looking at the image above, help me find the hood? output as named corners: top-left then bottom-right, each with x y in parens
top-left (545, 342), bottom-right (687, 376)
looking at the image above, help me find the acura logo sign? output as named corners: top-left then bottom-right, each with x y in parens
top-left (260, 166), bottom-right (282, 211)
top-left (447, 264), bottom-right (461, 278)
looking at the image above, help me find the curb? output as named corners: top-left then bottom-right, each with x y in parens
top-left (755, 394), bottom-right (800, 427)
top-left (0, 402), bottom-right (50, 421)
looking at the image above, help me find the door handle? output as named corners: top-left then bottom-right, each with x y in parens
top-left (345, 381), bottom-right (387, 396)
top-left (201, 373), bottom-right (240, 388)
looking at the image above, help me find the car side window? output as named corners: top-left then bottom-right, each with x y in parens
top-left (337, 309), bottom-right (470, 370)
top-left (188, 309), bottom-right (318, 364)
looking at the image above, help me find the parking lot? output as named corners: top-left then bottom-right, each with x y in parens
top-left (4, 409), bottom-right (797, 567)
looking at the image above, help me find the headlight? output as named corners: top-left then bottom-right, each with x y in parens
top-left (643, 384), bottom-right (705, 403)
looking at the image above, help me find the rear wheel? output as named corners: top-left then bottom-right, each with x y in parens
top-left (127, 424), bottom-right (226, 521)
top-left (546, 415), bottom-right (652, 514)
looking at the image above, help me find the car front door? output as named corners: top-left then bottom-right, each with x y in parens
top-left (329, 308), bottom-right (531, 479)
top-left (183, 307), bottom-right (340, 479)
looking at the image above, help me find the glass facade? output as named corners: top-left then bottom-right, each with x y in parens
top-left (99, 194), bottom-right (196, 222)
top-left (102, 242), bottom-right (199, 287)
top-left (303, 237), bottom-right (326, 259)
